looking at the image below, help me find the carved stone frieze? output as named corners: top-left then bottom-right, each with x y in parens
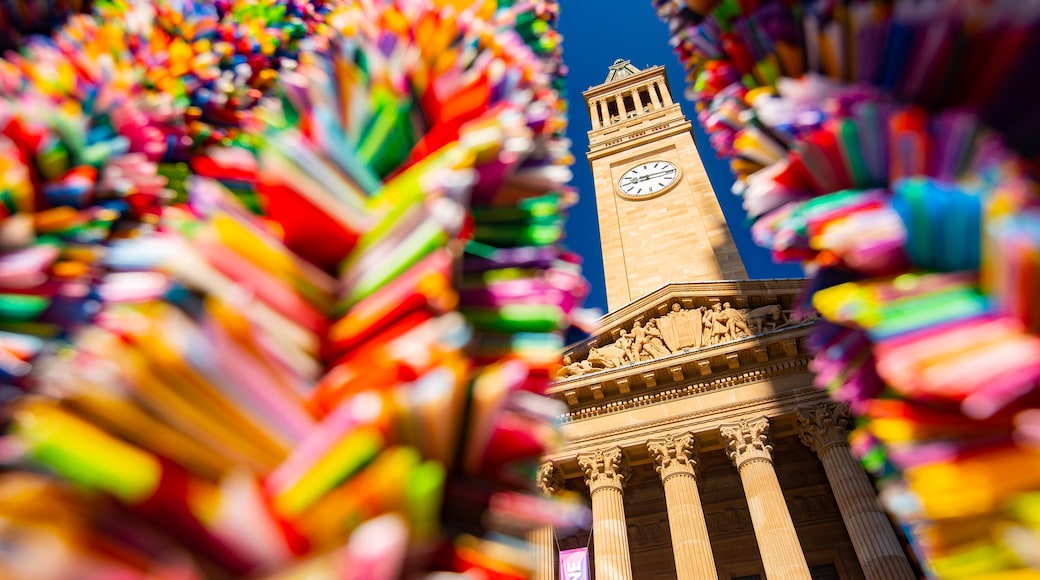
top-left (797, 402), bottom-right (853, 457)
top-left (556, 297), bottom-right (804, 379)
top-left (558, 355), bottom-right (812, 421)
top-left (577, 446), bottom-right (629, 493)
top-left (720, 417), bottom-right (773, 469)
top-left (646, 432), bottom-right (698, 483)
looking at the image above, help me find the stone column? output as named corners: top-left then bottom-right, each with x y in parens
top-left (531, 462), bottom-right (563, 580)
top-left (615, 93), bottom-right (626, 121)
top-left (630, 88), bottom-right (643, 115)
top-left (720, 417), bottom-right (811, 580)
top-left (798, 404), bottom-right (916, 580)
top-left (648, 83), bottom-right (662, 109)
top-left (656, 80), bottom-right (673, 105)
top-left (578, 446), bottom-right (633, 580)
top-left (647, 433), bottom-right (718, 580)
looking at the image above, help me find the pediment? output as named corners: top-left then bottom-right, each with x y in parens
top-left (556, 279), bottom-right (815, 383)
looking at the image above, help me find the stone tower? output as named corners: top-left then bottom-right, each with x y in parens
top-left (583, 59), bottom-right (747, 311)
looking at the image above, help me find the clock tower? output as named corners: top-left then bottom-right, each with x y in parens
top-left (584, 60), bottom-right (747, 310)
top-left (539, 59), bottom-right (916, 580)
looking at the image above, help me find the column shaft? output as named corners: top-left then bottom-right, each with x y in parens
top-left (799, 404), bottom-right (916, 580)
top-left (722, 418), bottom-right (811, 580)
top-left (739, 459), bottom-right (812, 579)
top-left (818, 448), bottom-right (915, 579)
top-left (530, 524), bottom-right (554, 580)
top-left (534, 462), bottom-right (563, 580)
top-left (579, 447), bottom-right (633, 580)
top-left (649, 434), bottom-right (717, 580)
top-left (657, 80), bottom-right (673, 105)
top-left (648, 83), bottom-right (662, 109)
top-left (662, 472), bottom-right (717, 579)
top-left (590, 485), bottom-right (633, 579)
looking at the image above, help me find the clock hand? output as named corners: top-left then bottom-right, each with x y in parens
top-left (628, 171), bottom-right (678, 182)
top-left (640, 170), bottom-right (676, 180)
top-left (628, 170), bottom-right (674, 183)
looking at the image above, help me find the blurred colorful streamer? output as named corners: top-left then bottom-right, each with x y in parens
top-left (0, 0), bottom-right (590, 578)
top-left (654, 0), bottom-right (1040, 577)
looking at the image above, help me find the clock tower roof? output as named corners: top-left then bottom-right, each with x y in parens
top-left (605, 58), bottom-right (642, 83)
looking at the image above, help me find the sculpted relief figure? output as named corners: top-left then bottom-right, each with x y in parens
top-left (556, 355), bottom-right (594, 378)
top-left (641, 319), bottom-right (671, 359)
top-left (586, 345), bottom-right (627, 369)
top-left (788, 309), bottom-right (821, 324)
top-left (629, 320), bottom-right (649, 362)
top-left (704, 303), bottom-right (728, 345)
top-left (615, 330), bottom-right (634, 363)
top-left (720, 302), bottom-right (752, 339)
top-left (657, 303), bottom-right (702, 350)
top-left (702, 301), bottom-right (757, 344)
top-left (745, 304), bottom-right (784, 333)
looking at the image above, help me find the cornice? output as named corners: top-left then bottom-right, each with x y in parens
top-left (557, 355), bottom-right (813, 422)
top-left (582, 65), bottom-right (668, 99)
top-left (548, 385), bottom-right (826, 456)
top-left (587, 120), bottom-right (693, 161)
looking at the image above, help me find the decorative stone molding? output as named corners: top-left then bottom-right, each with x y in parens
top-left (720, 417), bottom-right (773, 470)
top-left (647, 432), bottom-right (699, 483)
top-left (578, 446), bottom-right (629, 494)
top-left (560, 385), bottom-right (819, 446)
top-left (797, 402), bottom-right (852, 457)
top-left (536, 461), bottom-right (565, 496)
top-left (559, 357), bottom-right (813, 421)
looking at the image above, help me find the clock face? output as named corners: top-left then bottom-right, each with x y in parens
top-left (618, 161), bottom-right (679, 198)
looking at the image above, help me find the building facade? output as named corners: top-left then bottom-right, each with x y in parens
top-left (535, 62), bottom-right (917, 580)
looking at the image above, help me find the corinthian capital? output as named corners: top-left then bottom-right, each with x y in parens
top-left (647, 433), bottom-right (699, 483)
top-left (719, 417), bottom-right (773, 469)
top-left (577, 446), bottom-right (628, 493)
top-left (797, 402), bottom-right (852, 456)
top-left (536, 461), bottom-right (565, 496)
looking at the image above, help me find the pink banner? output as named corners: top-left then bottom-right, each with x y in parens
top-left (559, 548), bottom-right (589, 580)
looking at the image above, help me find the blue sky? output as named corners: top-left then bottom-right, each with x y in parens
top-left (558, 1), bottom-right (802, 313)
